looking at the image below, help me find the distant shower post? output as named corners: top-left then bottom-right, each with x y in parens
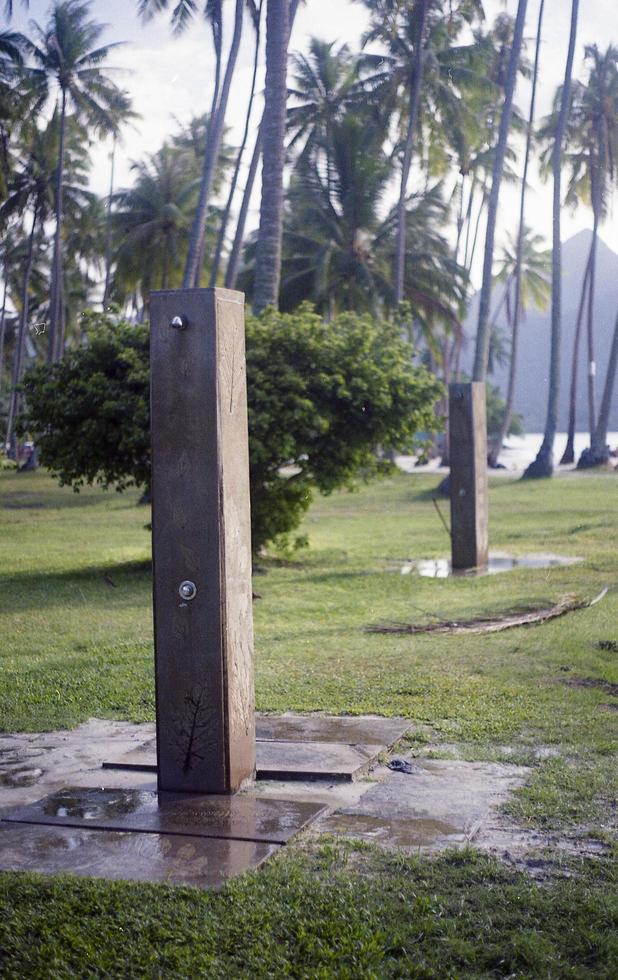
top-left (449, 382), bottom-right (489, 571)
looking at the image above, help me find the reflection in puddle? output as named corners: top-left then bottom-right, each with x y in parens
top-left (321, 813), bottom-right (463, 847)
top-left (395, 553), bottom-right (582, 578)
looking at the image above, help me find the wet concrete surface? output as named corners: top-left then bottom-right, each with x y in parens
top-left (101, 714), bottom-right (411, 782)
top-left (0, 717), bottom-right (611, 885)
top-left (3, 787), bottom-right (326, 844)
top-left (316, 759), bottom-right (528, 851)
top-left (256, 715), bottom-right (410, 746)
top-left (0, 822), bottom-right (277, 888)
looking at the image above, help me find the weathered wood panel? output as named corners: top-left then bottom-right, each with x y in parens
top-left (150, 288), bottom-right (255, 793)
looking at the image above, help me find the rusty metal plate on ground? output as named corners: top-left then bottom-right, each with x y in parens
top-left (2, 787), bottom-right (326, 844)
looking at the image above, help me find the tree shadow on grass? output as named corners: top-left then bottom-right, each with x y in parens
top-left (0, 559), bottom-right (152, 613)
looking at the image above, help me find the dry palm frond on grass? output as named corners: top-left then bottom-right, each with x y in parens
top-left (366, 588), bottom-right (608, 636)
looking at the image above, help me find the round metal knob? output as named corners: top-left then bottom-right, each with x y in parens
top-left (169, 315), bottom-right (187, 330)
top-left (178, 580), bottom-right (197, 601)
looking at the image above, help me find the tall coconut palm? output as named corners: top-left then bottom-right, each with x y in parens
top-left (488, 228), bottom-right (550, 464)
top-left (252, 0), bottom-right (289, 313)
top-left (265, 114), bottom-right (465, 326)
top-left (2, 111), bottom-right (89, 450)
top-left (101, 89), bottom-right (137, 310)
top-left (560, 250), bottom-right (591, 464)
top-left (578, 306), bottom-right (618, 467)
top-left (286, 38), bottom-right (374, 202)
top-left (209, 0), bottom-right (263, 286)
top-left (26, 0), bottom-right (123, 363)
top-left (488, 0), bottom-right (545, 465)
top-left (558, 45), bottom-right (618, 453)
top-left (140, 0), bottom-right (255, 287)
top-left (112, 146), bottom-right (197, 311)
top-left (472, 0), bottom-right (529, 381)
top-left (524, 0), bottom-right (580, 479)
top-left (363, 0), bottom-right (486, 306)
top-left (225, 0), bottom-right (302, 293)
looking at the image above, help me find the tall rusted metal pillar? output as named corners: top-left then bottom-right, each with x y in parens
top-left (150, 288), bottom-right (255, 794)
top-left (449, 381), bottom-right (489, 571)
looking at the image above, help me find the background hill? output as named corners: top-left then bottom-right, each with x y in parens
top-left (463, 230), bottom-right (618, 431)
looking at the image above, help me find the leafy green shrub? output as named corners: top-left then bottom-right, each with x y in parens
top-left (21, 306), bottom-right (442, 552)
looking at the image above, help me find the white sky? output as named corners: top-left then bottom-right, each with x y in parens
top-left (9, 0), bottom-right (618, 282)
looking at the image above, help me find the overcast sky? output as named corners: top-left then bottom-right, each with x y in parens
top-left (8, 0), bottom-right (618, 278)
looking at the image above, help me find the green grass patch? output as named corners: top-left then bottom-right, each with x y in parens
top-left (1, 467), bottom-right (617, 975)
top-left (1, 468), bottom-right (617, 827)
top-left (0, 844), bottom-right (617, 978)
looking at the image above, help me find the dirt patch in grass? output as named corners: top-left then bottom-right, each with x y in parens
top-left (564, 677), bottom-right (618, 698)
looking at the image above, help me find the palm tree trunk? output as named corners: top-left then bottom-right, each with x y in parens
top-left (0, 256), bottom-right (8, 405)
top-left (578, 305), bottom-right (618, 467)
top-left (472, 0), bottom-right (529, 381)
top-left (102, 135), bottom-right (116, 310)
top-left (6, 203), bottom-right (37, 455)
top-left (252, 0), bottom-right (290, 314)
top-left (585, 203), bottom-right (599, 436)
top-left (524, 0), bottom-right (579, 479)
top-left (49, 87), bottom-right (67, 364)
top-left (183, 0), bottom-right (244, 288)
top-left (225, 120), bottom-right (263, 290)
top-left (226, 0), bottom-right (300, 294)
top-left (462, 173), bottom-right (477, 271)
top-left (394, 0), bottom-right (429, 306)
top-left (490, 0), bottom-right (545, 467)
top-left (210, 1), bottom-right (263, 288)
top-left (466, 178), bottom-right (488, 276)
top-left (560, 243), bottom-right (592, 464)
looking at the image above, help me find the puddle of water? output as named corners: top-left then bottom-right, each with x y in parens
top-left (320, 813), bottom-right (464, 848)
top-left (394, 553), bottom-right (582, 578)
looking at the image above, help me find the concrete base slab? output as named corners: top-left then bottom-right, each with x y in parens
top-left (2, 787), bottom-right (326, 844)
top-left (101, 714), bottom-right (411, 782)
top-left (256, 740), bottom-right (381, 781)
top-left (0, 821), bottom-right (276, 888)
top-left (317, 759), bottom-right (529, 851)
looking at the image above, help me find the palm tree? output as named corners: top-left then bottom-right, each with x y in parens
top-left (557, 45), bottom-right (618, 453)
top-left (472, 0), bottom-right (529, 381)
top-left (102, 89), bottom-right (137, 310)
top-left (362, 0), bottom-right (486, 306)
top-left (252, 0), bottom-right (290, 313)
top-left (560, 249), bottom-right (591, 464)
top-left (2, 111), bottom-right (89, 450)
top-left (112, 146), bottom-right (197, 311)
top-left (140, 0), bottom-right (253, 288)
top-left (209, 0), bottom-right (263, 287)
top-left (225, 0), bottom-right (302, 292)
top-left (262, 112), bottom-right (465, 327)
top-left (578, 305), bottom-right (618, 467)
top-left (524, 0), bottom-right (580, 479)
top-left (488, 228), bottom-right (550, 465)
top-left (26, 0), bottom-right (123, 362)
top-left (488, 0), bottom-right (546, 465)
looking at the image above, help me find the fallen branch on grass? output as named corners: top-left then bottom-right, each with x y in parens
top-left (366, 588), bottom-right (608, 636)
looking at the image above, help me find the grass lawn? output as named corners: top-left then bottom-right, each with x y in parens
top-left (0, 467), bottom-right (617, 977)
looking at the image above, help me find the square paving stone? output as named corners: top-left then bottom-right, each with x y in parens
top-left (0, 822), bottom-right (277, 888)
top-left (102, 715), bottom-right (411, 781)
top-left (255, 740), bottom-right (381, 781)
top-left (3, 787), bottom-right (326, 843)
top-left (256, 715), bottom-right (410, 747)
